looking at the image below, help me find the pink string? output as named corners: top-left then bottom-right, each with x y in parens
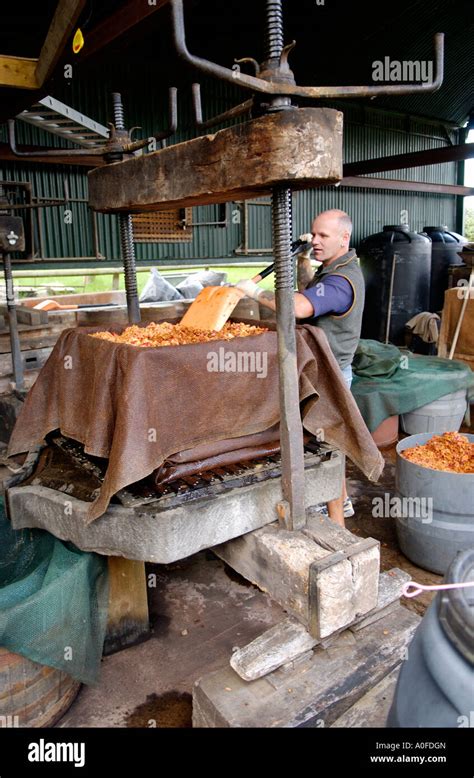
top-left (402, 580), bottom-right (474, 599)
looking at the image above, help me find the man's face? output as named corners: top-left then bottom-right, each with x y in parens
top-left (311, 215), bottom-right (348, 264)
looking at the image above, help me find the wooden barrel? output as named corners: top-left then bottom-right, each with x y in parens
top-left (0, 648), bottom-right (81, 728)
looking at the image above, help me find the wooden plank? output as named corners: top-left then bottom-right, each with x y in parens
top-left (0, 305), bottom-right (49, 327)
top-left (192, 605), bottom-right (420, 728)
top-left (0, 142), bottom-right (104, 168)
top-left (350, 568), bottom-right (411, 631)
top-left (230, 567), bottom-right (409, 682)
top-left (230, 617), bottom-right (318, 682)
top-left (104, 557), bottom-right (150, 655)
top-left (344, 143), bottom-right (474, 176)
top-left (0, 56), bottom-right (38, 89)
top-left (16, 306), bottom-right (49, 326)
top-left (340, 176), bottom-right (474, 196)
top-left (0, 322), bottom-right (72, 352)
top-left (0, 369), bottom-right (40, 396)
top-left (88, 108), bottom-right (343, 213)
top-left (304, 510), bottom-right (380, 627)
top-left (330, 666), bottom-right (401, 728)
top-left (20, 290), bottom-right (126, 307)
top-left (213, 524), bottom-right (356, 637)
top-left (35, 0), bottom-right (87, 86)
top-left (0, 347), bottom-right (53, 378)
top-left (0, 333), bottom-right (61, 355)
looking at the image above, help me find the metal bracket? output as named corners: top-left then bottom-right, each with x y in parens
top-left (192, 83), bottom-right (253, 130)
top-left (171, 0), bottom-right (444, 99)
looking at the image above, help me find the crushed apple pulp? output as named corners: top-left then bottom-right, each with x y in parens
top-left (401, 431), bottom-right (474, 474)
top-left (89, 321), bottom-right (268, 348)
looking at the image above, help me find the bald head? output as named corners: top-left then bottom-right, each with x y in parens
top-left (311, 209), bottom-right (352, 265)
top-left (323, 209), bottom-right (352, 235)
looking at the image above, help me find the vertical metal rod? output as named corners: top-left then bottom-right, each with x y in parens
top-left (119, 214), bottom-right (140, 324)
top-left (3, 253), bottom-right (24, 391)
top-left (26, 182), bottom-right (35, 260)
top-left (272, 187), bottom-right (306, 530)
top-left (385, 253), bottom-right (397, 344)
top-left (36, 205), bottom-right (46, 260)
top-left (112, 92), bottom-right (125, 130)
top-left (112, 93), bottom-right (140, 323)
top-left (265, 0), bottom-right (284, 61)
top-left (90, 208), bottom-right (102, 260)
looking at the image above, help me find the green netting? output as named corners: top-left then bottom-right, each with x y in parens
top-left (352, 341), bottom-right (474, 432)
top-left (0, 496), bottom-right (108, 685)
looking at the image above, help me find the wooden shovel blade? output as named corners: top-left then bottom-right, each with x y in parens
top-left (180, 286), bottom-right (244, 331)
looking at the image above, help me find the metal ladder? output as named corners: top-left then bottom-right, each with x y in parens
top-left (16, 95), bottom-right (109, 148)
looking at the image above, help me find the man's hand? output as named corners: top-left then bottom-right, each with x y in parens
top-left (235, 278), bottom-right (263, 300)
top-left (296, 234), bottom-right (315, 290)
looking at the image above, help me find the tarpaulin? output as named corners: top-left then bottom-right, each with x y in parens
top-left (8, 321), bottom-right (384, 522)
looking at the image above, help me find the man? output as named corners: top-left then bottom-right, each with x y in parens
top-left (235, 209), bottom-right (365, 527)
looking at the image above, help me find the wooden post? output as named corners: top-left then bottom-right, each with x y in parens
top-left (104, 557), bottom-right (150, 655)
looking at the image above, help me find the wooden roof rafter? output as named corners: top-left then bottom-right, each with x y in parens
top-left (0, 0), bottom-right (86, 89)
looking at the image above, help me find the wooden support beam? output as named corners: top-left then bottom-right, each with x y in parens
top-left (0, 142), bottom-right (104, 167)
top-left (0, 305), bottom-right (49, 327)
top-left (35, 0), bottom-right (87, 87)
top-left (0, 56), bottom-right (38, 90)
top-left (229, 567), bottom-right (411, 682)
top-left (214, 519), bottom-right (379, 640)
top-left (340, 176), bottom-right (474, 197)
top-left (0, 2), bottom-right (85, 90)
top-left (88, 108), bottom-right (343, 212)
top-left (104, 557), bottom-right (150, 655)
top-left (344, 143), bottom-right (474, 176)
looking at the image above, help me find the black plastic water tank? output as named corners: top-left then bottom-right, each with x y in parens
top-left (423, 226), bottom-right (467, 313)
top-left (387, 548), bottom-right (474, 727)
top-left (360, 225), bottom-right (432, 345)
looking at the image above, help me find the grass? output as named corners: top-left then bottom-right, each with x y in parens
top-left (12, 265), bottom-right (277, 296)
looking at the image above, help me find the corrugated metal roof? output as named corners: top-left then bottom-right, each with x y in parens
top-left (1, 0), bottom-right (471, 126)
top-left (364, 0), bottom-right (474, 125)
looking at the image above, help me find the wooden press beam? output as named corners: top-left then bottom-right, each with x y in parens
top-left (0, 0), bottom-right (86, 89)
top-left (88, 108), bottom-right (343, 212)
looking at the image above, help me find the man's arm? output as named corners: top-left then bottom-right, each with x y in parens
top-left (239, 285), bottom-right (314, 318)
top-left (297, 256), bottom-right (314, 291)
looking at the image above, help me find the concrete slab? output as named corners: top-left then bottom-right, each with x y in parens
top-left (57, 552), bottom-right (285, 728)
top-left (7, 450), bottom-right (344, 563)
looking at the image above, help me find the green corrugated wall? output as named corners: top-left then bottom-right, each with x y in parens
top-left (0, 69), bottom-right (462, 262)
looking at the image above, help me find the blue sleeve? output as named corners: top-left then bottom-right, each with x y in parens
top-left (301, 275), bottom-right (354, 317)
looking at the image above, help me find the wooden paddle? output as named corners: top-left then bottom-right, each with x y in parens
top-left (180, 262), bottom-right (275, 331)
